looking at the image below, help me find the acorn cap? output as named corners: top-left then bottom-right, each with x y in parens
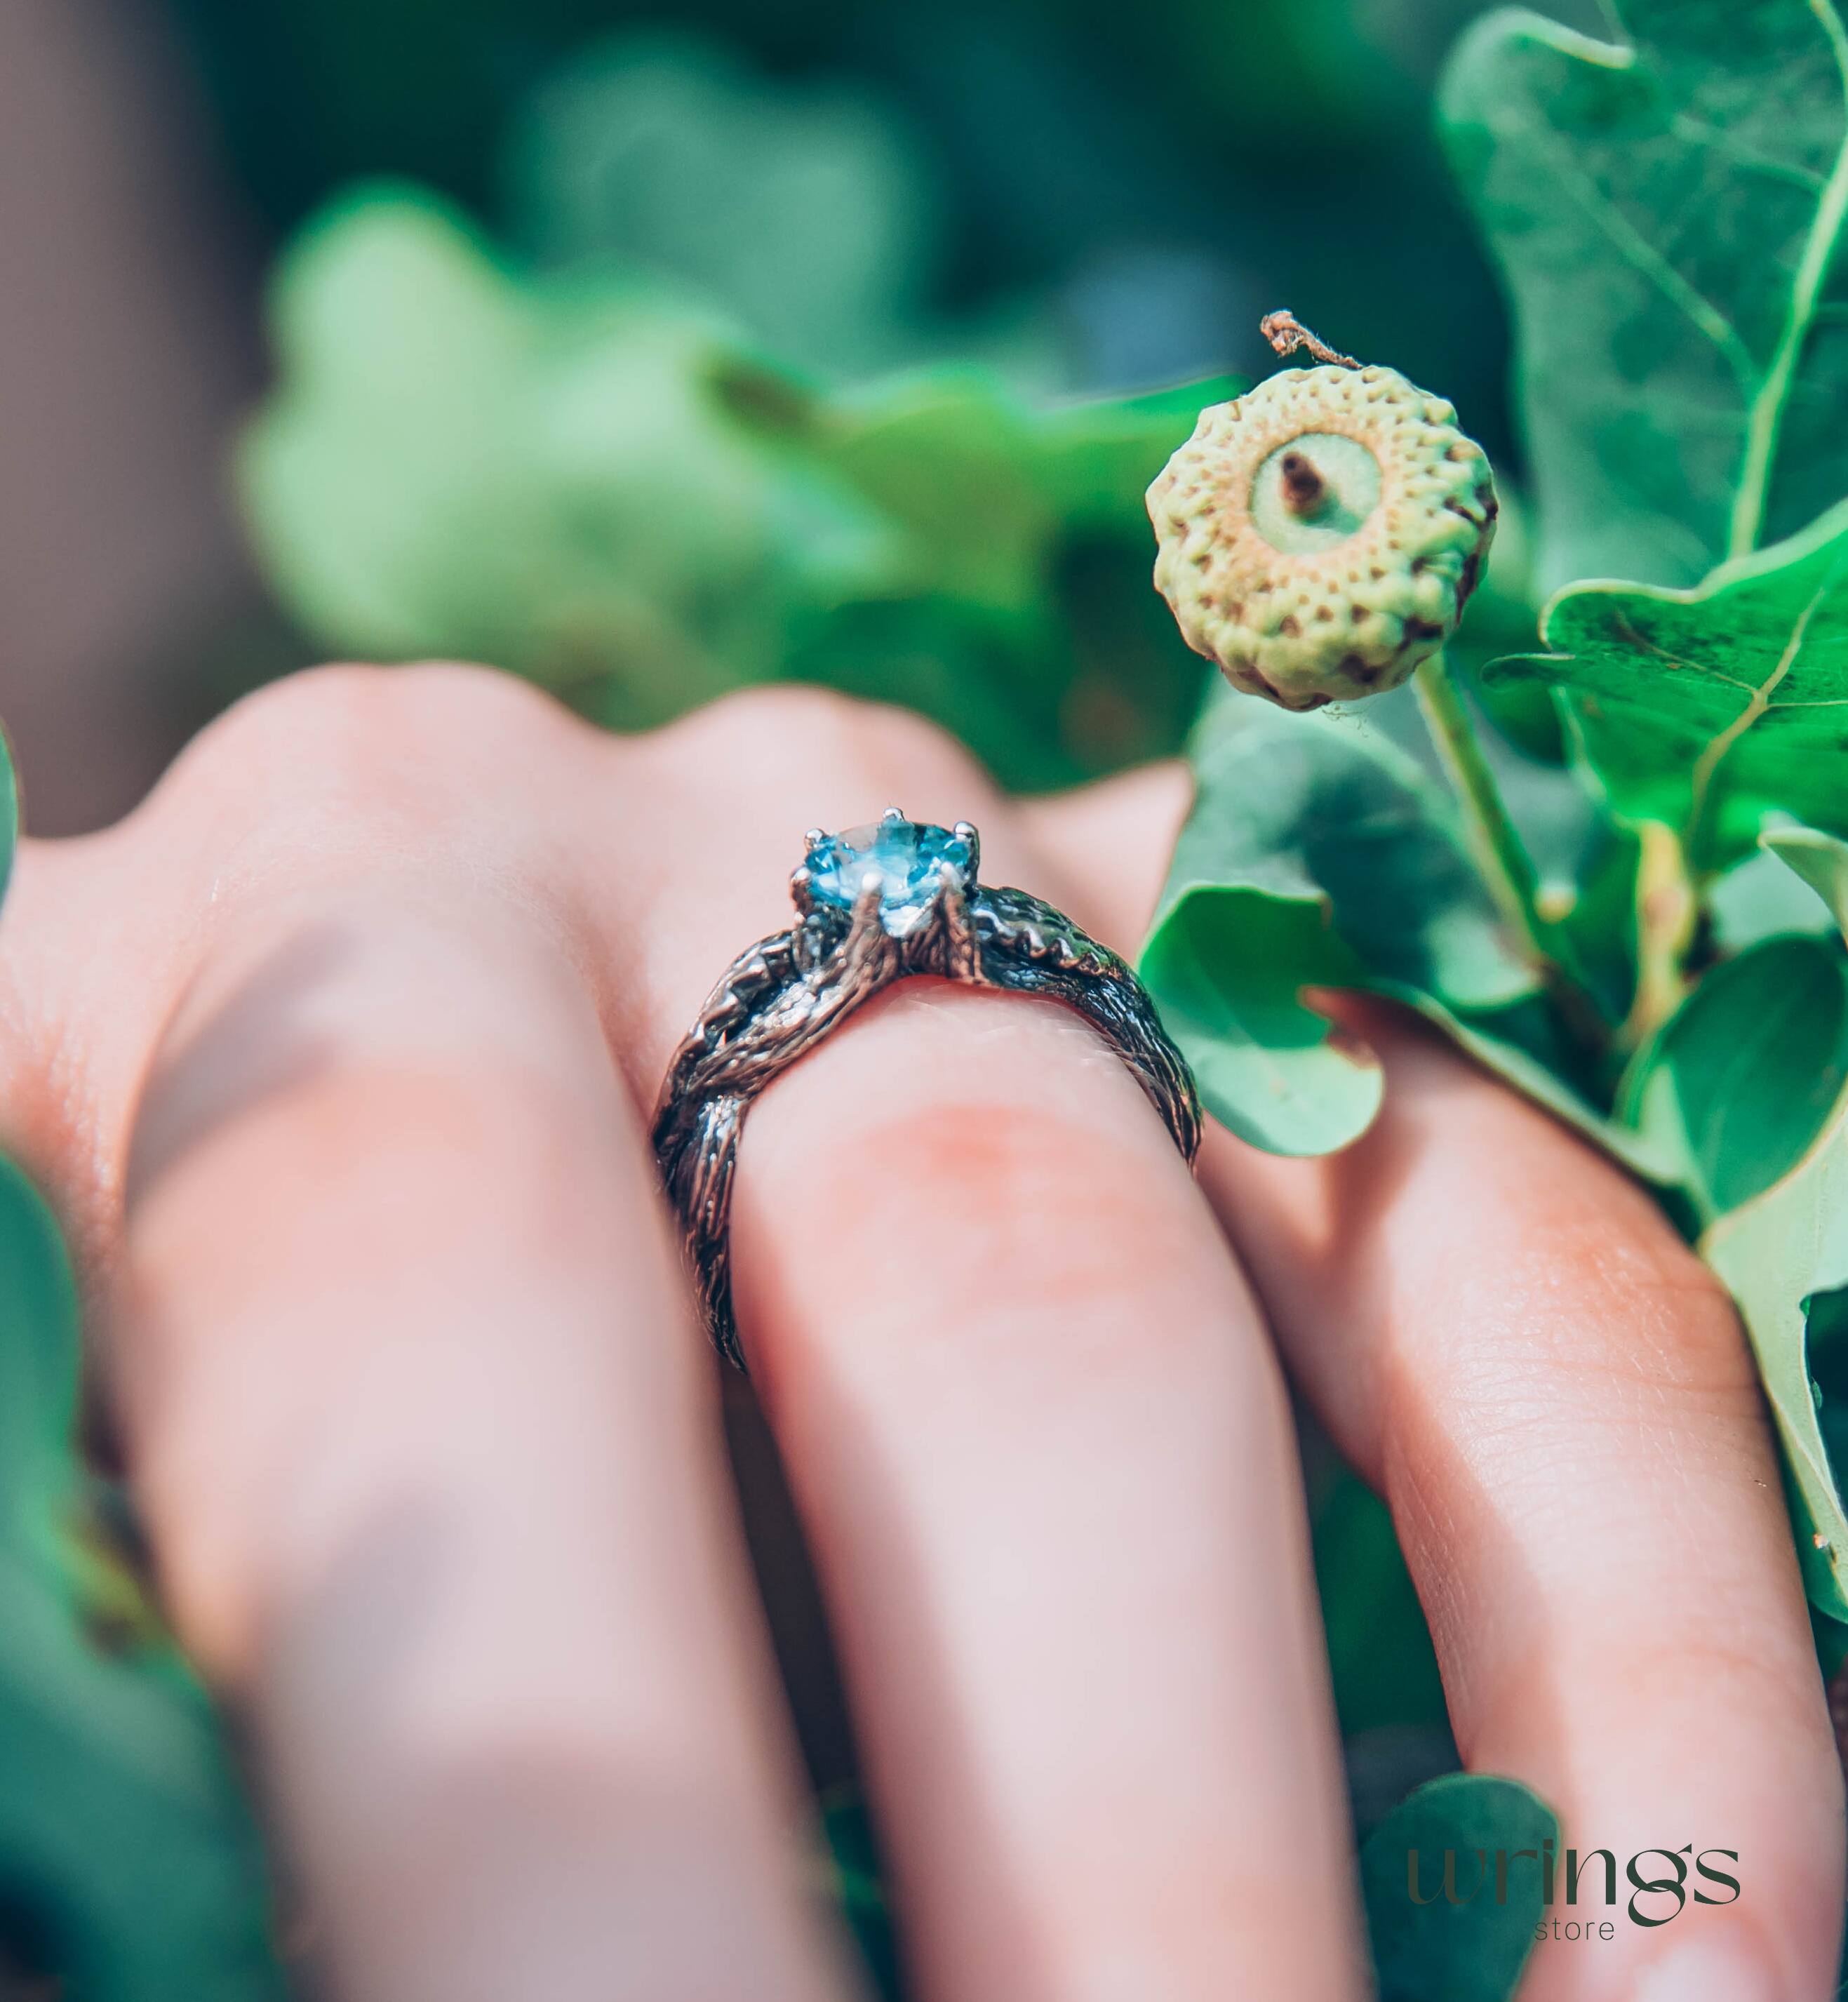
top-left (1147, 362), bottom-right (1497, 709)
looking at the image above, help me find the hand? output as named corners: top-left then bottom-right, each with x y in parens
top-left (1, 665), bottom-right (1836, 2002)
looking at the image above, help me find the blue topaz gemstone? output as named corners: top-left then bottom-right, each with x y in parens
top-left (805, 817), bottom-right (974, 933)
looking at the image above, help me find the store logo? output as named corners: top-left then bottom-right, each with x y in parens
top-left (1403, 1840), bottom-right (1740, 1940)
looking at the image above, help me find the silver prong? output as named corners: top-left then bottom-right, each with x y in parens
top-left (844, 867), bottom-right (888, 947)
top-left (881, 805), bottom-right (904, 824)
top-left (934, 862), bottom-right (979, 981)
top-left (953, 819), bottom-right (980, 878)
top-left (789, 864), bottom-right (815, 914)
top-left (804, 827), bottom-right (826, 849)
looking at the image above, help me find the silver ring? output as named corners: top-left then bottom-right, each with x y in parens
top-left (651, 810), bottom-right (1203, 1368)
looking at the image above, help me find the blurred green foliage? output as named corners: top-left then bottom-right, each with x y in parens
top-left (241, 180), bottom-right (1235, 787)
top-left (1361, 1775), bottom-right (1558, 2002)
top-left (500, 34), bottom-right (952, 380)
top-left (0, 712), bottom-right (281, 1995)
top-left (168, 0), bottom-right (1607, 452)
top-left (0, 1146), bottom-right (285, 2001)
top-left (0, 0), bottom-right (1680, 1993)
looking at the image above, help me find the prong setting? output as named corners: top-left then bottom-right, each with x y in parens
top-left (795, 815), bottom-right (979, 942)
top-left (655, 813), bottom-right (1201, 1368)
top-left (844, 866), bottom-right (891, 953)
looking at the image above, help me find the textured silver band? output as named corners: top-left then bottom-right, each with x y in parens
top-left (651, 811), bottom-right (1203, 1368)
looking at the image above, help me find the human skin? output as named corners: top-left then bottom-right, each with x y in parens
top-left (0, 665), bottom-right (1837, 2002)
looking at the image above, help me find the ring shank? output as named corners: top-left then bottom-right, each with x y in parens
top-left (652, 883), bottom-right (1201, 1369)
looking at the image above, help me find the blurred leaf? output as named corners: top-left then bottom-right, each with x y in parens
top-left (1035, 375), bottom-right (1247, 529)
top-left (1488, 498), bottom-right (1848, 871)
top-left (242, 189), bottom-right (888, 726)
top-left (1315, 1472), bottom-right (1447, 1740)
top-left (0, 1157), bottom-right (284, 2000)
top-left (243, 187), bottom-right (1229, 785)
top-left (502, 33), bottom-right (942, 380)
top-left (1360, 1774), bottom-right (1557, 2002)
top-left (811, 366), bottom-right (1243, 650)
top-left (0, 715), bottom-right (16, 904)
top-left (1442, 0), bottom-right (1848, 595)
top-left (1621, 933), bottom-right (1848, 1223)
top-left (819, 371), bottom-right (1062, 620)
top-left (819, 1785), bottom-right (906, 2002)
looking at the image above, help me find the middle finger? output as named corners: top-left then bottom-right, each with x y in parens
top-left (604, 687), bottom-right (1364, 2002)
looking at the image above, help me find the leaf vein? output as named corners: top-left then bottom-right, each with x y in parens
top-left (1540, 142), bottom-right (1757, 396)
top-left (1684, 566), bottom-right (1836, 850)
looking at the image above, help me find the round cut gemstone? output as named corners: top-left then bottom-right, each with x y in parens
top-left (805, 818), bottom-right (973, 933)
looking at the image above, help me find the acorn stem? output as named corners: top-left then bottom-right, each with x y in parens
top-left (1259, 310), bottom-right (1360, 369)
top-left (1414, 654), bottom-right (1607, 1052)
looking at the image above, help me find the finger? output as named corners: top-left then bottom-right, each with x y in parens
top-left (611, 690), bottom-right (1366, 2002)
top-left (1206, 1013), bottom-right (1842, 2002)
top-left (1035, 768), bottom-right (1846, 2002)
top-left (15, 668), bottom-right (858, 2002)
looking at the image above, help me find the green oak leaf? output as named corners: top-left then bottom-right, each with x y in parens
top-left (1141, 689), bottom-right (1676, 1172)
top-left (1141, 693), bottom-right (1525, 1156)
top-left (1767, 821), bottom-right (1848, 933)
top-left (1692, 824), bottom-right (1848, 1623)
top-left (1487, 497), bottom-right (1848, 871)
top-left (1706, 1097), bottom-right (1848, 1620)
top-left (1360, 1774), bottom-right (1558, 2002)
top-left (1619, 932), bottom-right (1848, 1223)
top-left (1709, 839), bottom-right (1842, 949)
top-left (1139, 876), bottom-right (1384, 1159)
top-left (0, 1155), bottom-right (285, 1998)
top-left (1442, 0), bottom-right (1848, 595)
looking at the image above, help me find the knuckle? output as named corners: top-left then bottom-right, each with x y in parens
top-left (157, 661), bottom-right (574, 827)
top-left (131, 896), bottom-right (603, 1209)
top-left (1519, 1207), bottom-right (1755, 1409)
top-left (140, 662), bottom-right (587, 883)
top-left (662, 681), bottom-right (963, 778)
top-left (1401, 1103), bottom-right (1760, 1417)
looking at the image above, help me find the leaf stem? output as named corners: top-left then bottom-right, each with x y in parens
top-left (1414, 654), bottom-right (1548, 952)
top-left (1413, 654), bottom-right (1607, 1053)
top-left (1619, 820), bottom-right (1699, 1051)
